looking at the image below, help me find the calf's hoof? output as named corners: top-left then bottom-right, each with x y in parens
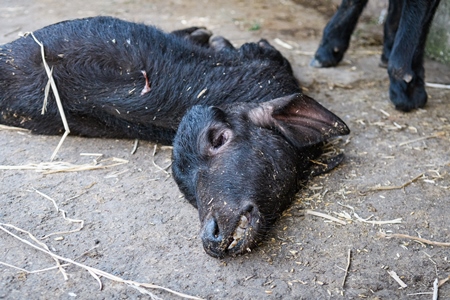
top-left (188, 28), bottom-right (213, 46)
top-left (209, 35), bottom-right (235, 52)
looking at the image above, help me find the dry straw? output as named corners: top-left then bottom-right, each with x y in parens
top-left (26, 32), bottom-right (70, 161)
top-left (0, 157), bottom-right (128, 174)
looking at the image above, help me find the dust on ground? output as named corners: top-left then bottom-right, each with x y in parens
top-left (1, 0), bottom-right (449, 299)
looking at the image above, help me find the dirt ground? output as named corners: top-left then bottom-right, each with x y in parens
top-left (1, 0), bottom-right (449, 299)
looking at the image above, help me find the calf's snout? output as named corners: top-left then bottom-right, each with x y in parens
top-left (200, 204), bottom-right (257, 258)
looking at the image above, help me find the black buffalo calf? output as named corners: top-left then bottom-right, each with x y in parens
top-left (0, 16), bottom-right (349, 258)
top-left (311, 0), bottom-right (441, 112)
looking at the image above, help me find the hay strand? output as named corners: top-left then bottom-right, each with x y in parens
top-left (0, 261), bottom-right (70, 274)
top-left (33, 189), bottom-right (84, 240)
top-left (387, 270), bottom-right (407, 288)
top-left (398, 132), bottom-right (445, 147)
top-left (361, 172), bottom-right (424, 194)
top-left (151, 144), bottom-right (172, 175)
top-left (439, 275), bottom-right (450, 288)
top-left (27, 32), bottom-right (70, 161)
top-left (341, 249), bottom-right (352, 289)
top-left (0, 124), bottom-right (29, 131)
top-left (131, 139), bottom-right (139, 155)
top-left (1, 223), bottom-right (68, 280)
top-left (353, 212), bottom-right (402, 225)
top-left (426, 82), bottom-right (450, 89)
top-left (274, 38), bottom-right (293, 49)
top-left (335, 203), bottom-right (402, 225)
top-left (378, 232), bottom-right (450, 247)
top-left (433, 278), bottom-right (439, 300)
top-left (42, 66), bottom-right (53, 114)
top-left (0, 157), bottom-right (128, 174)
top-left (305, 209), bottom-right (347, 225)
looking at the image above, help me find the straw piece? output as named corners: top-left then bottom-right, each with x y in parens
top-left (0, 124), bottom-right (29, 131)
top-left (426, 82), bottom-right (450, 89)
top-left (305, 209), bottom-right (347, 225)
top-left (378, 232), bottom-right (450, 247)
top-left (0, 157), bottom-right (128, 174)
top-left (341, 249), bottom-right (352, 289)
top-left (387, 270), bottom-right (407, 288)
top-left (27, 32), bottom-right (70, 161)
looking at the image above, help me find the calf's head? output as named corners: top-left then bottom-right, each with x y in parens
top-left (172, 93), bottom-right (349, 258)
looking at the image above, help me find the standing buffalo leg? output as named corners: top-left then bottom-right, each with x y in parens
top-left (387, 0), bottom-right (441, 111)
top-left (310, 0), bottom-right (369, 68)
top-left (380, 0), bottom-right (403, 67)
top-left (311, 0), bottom-right (441, 112)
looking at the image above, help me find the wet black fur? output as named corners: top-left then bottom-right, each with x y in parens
top-left (0, 16), bottom-right (299, 143)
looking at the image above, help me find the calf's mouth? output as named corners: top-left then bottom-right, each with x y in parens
top-left (200, 205), bottom-right (260, 258)
top-left (227, 212), bottom-right (252, 250)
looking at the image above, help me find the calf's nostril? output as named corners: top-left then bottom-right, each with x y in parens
top-left (244, 204), bottom-right (254, 218)
top-left (244, 204), bottom-right (254, 213)
top-left (202, 217), bottom-right (222, 242)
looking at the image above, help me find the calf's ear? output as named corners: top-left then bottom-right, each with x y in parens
top-left (248, 93), bottom-right (349, 149)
